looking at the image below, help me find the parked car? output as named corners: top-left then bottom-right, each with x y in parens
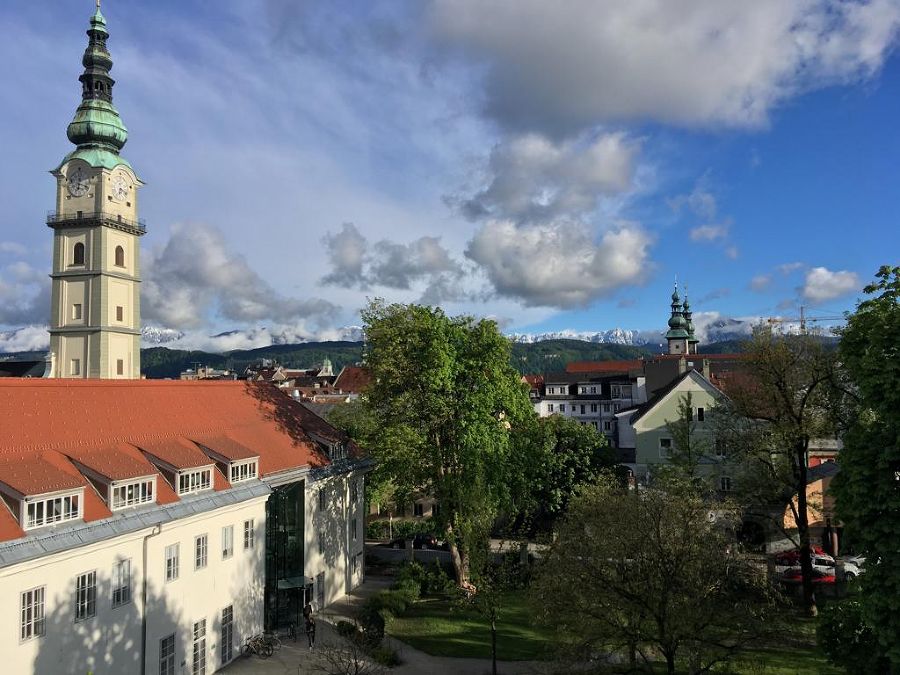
top-left (773, 546), bottom-right (827, 567)
top-left (782, 567), bottom-right (835, 584)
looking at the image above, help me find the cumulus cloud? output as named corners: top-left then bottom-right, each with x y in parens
top-left (143, 223), bottom-right (336, 330)
top-left (320, 223), bottom-right (466, 302)
top-left (0, 326), bottom-right (49, 353)
top-left (464, 220), bottom-right (651, 308)
top-left (453, 132), bottom-right (640, 222)
top-left (802, 266), bottom-right (861, 302)
top-left (431, 0), bottom-right (900, 136)
top-left (0, 262), bottom-right (49, 327)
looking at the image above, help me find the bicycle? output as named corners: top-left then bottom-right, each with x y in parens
top-left (241, 634), bottom-right (273, 659)
top-left (263, 631), bottom-right (282, 652)
top-left (285, 622), bottom-right (297, 642)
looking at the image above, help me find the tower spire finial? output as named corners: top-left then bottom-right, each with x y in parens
top-left (97, 0), bottom-right (101, 9)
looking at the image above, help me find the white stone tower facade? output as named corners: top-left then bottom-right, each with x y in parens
top-left (48, 4), bottom-right (144, 378)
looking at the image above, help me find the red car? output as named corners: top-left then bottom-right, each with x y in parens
top-left (781, 567), bottom-right (835, 584)
top-left (774, 546), bottom-right (827, 566)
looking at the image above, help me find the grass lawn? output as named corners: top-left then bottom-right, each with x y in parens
top-left (386, 591), bottom-right (555, 660)
top-left (722, 617), bottom-right (841, 675)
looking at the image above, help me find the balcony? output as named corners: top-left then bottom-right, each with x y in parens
top-left (47, 211), bottom-right (146, 236)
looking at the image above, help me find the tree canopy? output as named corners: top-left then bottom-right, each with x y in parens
top-left (833, 265), bottom-right (900, 666)
top-left (531, 480), bottom-right (776, 674)
top-left (359, 300), bottom-right (537, 586)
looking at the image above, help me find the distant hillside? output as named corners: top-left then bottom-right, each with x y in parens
top-left (142, 342), bottom-right (365, 379)
top-left (509, 339), bottom-right (655, 375)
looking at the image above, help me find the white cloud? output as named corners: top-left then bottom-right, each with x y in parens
top-left (778, 261), bottom-right (805, 275)
top-left (802, 266), bottom-right (861, 302)
top-left (143, 223), bottom-right (336, 330)
top-left (465, 220), bottom-right (651, 308)
top-left (690, 225), bottom-right (730, 242)
top-left (0, 242), bottom-right (27, 256)
top-left (321, 223), bottom-right (369, 288)
top-left (431, 0), bottom-right (900, 135)
top-left (725, 245), bottom-right (739, 260)
top-left (454, 132), bottom-right (640, 222)
top-left (0, 326), bottom-right (49, 353)
top-left (750, 274), bottom-right (772, 291)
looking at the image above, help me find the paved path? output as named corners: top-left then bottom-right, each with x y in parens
top-left (222, 575), bottom-right (559, 675)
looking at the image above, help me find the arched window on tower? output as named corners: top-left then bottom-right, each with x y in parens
top-left (73, 242), bottom-right (85, 266)
top-left (114, 245), bottom-right (125, 267)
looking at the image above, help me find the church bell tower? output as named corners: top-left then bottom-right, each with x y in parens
top-left (48, 1), bottom-right (144, 378)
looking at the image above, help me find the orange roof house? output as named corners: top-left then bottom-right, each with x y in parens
top-left (0, 379), bottom-right (362, 544)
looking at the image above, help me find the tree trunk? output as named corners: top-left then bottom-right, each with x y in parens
top-left (665, 650), bottom-right (676, 675)
top-left (445, 521), bottom-right (471, 588)
top-left (796, 442), bottom-right (817, 617)
top-left (491, 618), bottom-right (498, 675)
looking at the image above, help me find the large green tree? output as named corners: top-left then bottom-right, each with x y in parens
top-left (833, 265), bottom-right (900, 667)
top-left (359, 301), bottom-right (536, 587)
top-left (531, 480), bottom-right (776, 674)
top-left (524, 415), bottom-right (617, 532)
top-left (716, 330), bottom-right (841, 617)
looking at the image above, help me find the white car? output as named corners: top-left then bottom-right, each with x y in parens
top-left (777, 553), bottom-right (862, 581)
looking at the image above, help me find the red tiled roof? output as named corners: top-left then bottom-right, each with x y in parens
top-left (0, 380), bottom-right (350, 542)
top-left (334, 366), bottom-right (371, 393)
top-left (565, 359), bottom-right (643, 373)
top-left (0, 499), bottom-right (24, 541)
top-left (522, 374), bottom-right (544, 387)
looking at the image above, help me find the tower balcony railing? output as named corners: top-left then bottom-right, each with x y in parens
top-left (47, 210), bottom-right (146, 234)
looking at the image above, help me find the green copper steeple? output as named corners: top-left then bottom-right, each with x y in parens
top-left (57, 1), bottom-right (131, 171)
top-left (665, 281), bottom-right (689, 339)
top-left (683, 289), bottom-right (699, 350)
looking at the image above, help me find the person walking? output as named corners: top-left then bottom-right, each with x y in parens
top-left (305, 615), bottom-right (316, 650)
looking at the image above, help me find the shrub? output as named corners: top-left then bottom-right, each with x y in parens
top-left (395, 561), bottom-right (426, 593)
top-left (372, 645), bottom-right (402, 667)
top-left (393, 578), bottom-right (421, 604)
top-left (377, 589), bottom-right (409, 617)
top-left (335, 620), bottom-right (357, 638)
top-left (423, 559), bottom-right (456, 595)
top-left (358, 597), bottom-right (386, 644)
top-left (818, 599), bottom-right (891, 673)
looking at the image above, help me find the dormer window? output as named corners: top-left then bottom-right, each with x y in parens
top-left (329, 442), bottom-right (348, 461)
top-left (177, 468), bottom-right (212, 495)
top-left (23, 490), bottom-right (82, 530)
top-left (110, 477), bottom-right (155, 510)
top-left (229, 460), bottom-right (258, 484)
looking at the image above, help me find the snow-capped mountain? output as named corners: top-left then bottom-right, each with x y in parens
top-left (141, 326), bottom-right (186, 344)
top-left (508, 328), bottom-right (654, 345)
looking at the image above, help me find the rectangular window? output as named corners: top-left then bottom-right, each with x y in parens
top-left (165, 543), bottom-right (179, 582)
top-left (24, 492), bottom-right (81, 529)
top-left (350, 479), bottom-right (359, 503)
top-left (715, 439), bottom-right (727, 458)
top-left (697, 407), bottom-right (705, 422)
top-left (659, 438), bottom-right (673, 458)
top-left (580, 405), bottom-right (586, 415)
top-left (547, 403), bottom-right (554, 413)
top-left (116, 359), bottom-right (124, 375)
top-left (111, 479), bottom-right (154, 510)
top-left (318, 489), bottom-right (327, 511)
top-left (243, 519), bottom-right (254, 549)
top-left (20, 586), bottom-right (45, 642)
top-left (603, 404), bottom-right (610, 413)
top-left (590, 386), bottom-right (597, 394)
top-left (221, 526), bottom-right (233, 560)
top-left (159, 634), bottom-right (176, 675)
top-left (559, 405), bottom-right (566, 413)
top-left (195, 534), bottom-right (208, 570)
top-left (547, 387), bottom-right (554, 395)
top-left (611, 386), bottom-right (621, 398)
top-left (579, 386), bottom-right (587, 394)
top-left (351, 517), bottom-right (358, 541)
top-left (70, 358), bottom-right (81, 376)
top-left (178, 468), bottom-right (212, 495)
top-left (72, 303), bottom-right (82, 320)
top-left (116, 305), bottom-right (124, 322)
top-left (590, 404), bottom-right (598, 413)
top-left (414, 503), bottom-right (424, 517)
top-left (112, 559), bottom-right (131, 607)
top-left (75, 570), bottom-right (97, 622)
top-left (229, 460), bottom-right (258, 483)
top-left (604, 421), bottom-right (612, 431)
top-left (318, 530), bottom-right (326, 555)
top-left (720, 476), bottom-right (733, 492)
top-left (221, 606), bottom-right (234, 665)
top-left (622, 385), bottom-right (632, 398)
top-left (192, 619), bottom-right (207, 675)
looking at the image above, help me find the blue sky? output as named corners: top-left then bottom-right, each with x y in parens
top-left (0, 0), bottom-right (898, 351)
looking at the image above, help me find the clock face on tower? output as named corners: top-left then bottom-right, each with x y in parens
top-left (67, 166), bottom-right (90, 197)
top-left (111, 173), bottom-right (129, 201)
